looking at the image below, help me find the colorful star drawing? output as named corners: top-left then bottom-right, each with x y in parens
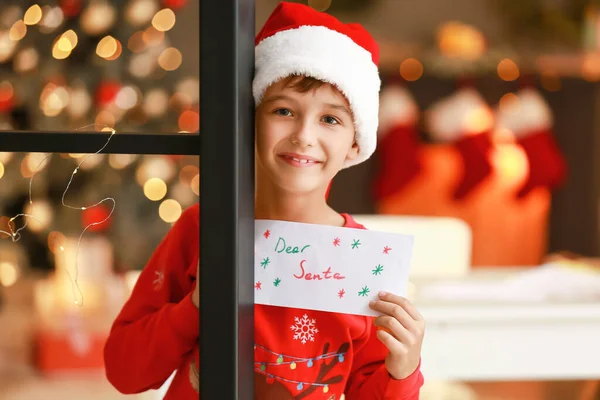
top-left (273, 277), bottom-right (281, 287)
top-left (263, 230), bottom-right (271, 239)
top-left (383, 246), bottom-right (392, 255)
top-left (351, 239), bottom-right (361, 249)
top-left (260, 257), bottom-right (270, 268)
top-left (333, 237), bottom-right (341, 247)
top-left (372, 264), bottom-right (384, 275)
top-left (338, 289), bottom-right (345, 299)
top-left (255, 281), bottom-right (262, 290)
top-left (358, 286), bottom-right (370, 297)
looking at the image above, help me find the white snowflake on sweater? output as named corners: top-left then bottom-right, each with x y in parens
top-left (290, 314), bottom-right (318, 344)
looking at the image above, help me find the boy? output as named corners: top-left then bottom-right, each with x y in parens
top-left (104, 3), bottom-right (425, 399)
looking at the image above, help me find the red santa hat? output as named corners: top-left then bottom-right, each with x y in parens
top-left (253, 2), bottom-right (381, 168)
top-left (495, 87), bottom-right (567, 198)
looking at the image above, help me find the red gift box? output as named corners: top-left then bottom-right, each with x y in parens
top-left (35, 329), bottom-right (107, 373)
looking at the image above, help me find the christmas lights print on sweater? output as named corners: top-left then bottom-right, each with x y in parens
top-left (254, 306), bottom-right (356, 399)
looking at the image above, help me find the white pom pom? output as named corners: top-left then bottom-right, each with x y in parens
top-left (426, 88), bottom-right (493, 142)
top-left (378, 85), bottom-right (419, 136)
top-left (495, 88), bottom-right (552, 138)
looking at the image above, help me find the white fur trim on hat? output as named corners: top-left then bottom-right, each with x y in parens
top-left (253, 25), bottom-right (381, 169)
top-left (378, 85), bottom-right (419, 137)
top-left (426, 88), bottom-right (493, 142)
top-left (495, 88), bottom-right (553, 138)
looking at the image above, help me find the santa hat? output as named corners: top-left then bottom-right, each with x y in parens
top-left (373, 84), bottom-right (422, 200)
top-left (253, 2), bottom-right (381, 168)
top-left (495, 87), bottom-right (567, 198)
top-left (426, 87), bottom-right (494, 199)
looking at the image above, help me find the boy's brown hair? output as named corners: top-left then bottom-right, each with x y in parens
top-left (282, 75), bottom-right (327, 93)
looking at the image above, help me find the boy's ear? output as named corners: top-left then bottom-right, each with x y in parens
top-left (345, 141), bottom-right (360, 162)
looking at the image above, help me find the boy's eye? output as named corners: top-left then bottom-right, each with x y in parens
top-left (275, 108), bottom-right (292, 116)
top-left (322, 116), bottom-right (340, 125)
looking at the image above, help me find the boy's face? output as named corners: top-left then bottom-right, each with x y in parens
top-left (255, 78), bottom-right (359, 195)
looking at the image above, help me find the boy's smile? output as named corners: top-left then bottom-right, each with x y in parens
top-left (278, 152), bottom-right (322, 167)
top-left (255, 76), bottom-right (359, 195)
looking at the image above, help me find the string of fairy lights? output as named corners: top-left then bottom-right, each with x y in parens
top-left (0, 124), bottom-right (116, 307)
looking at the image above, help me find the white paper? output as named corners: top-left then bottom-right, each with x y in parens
top-left (254, 219), bottom-right (414, 316)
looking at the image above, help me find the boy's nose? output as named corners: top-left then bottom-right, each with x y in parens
top-left (290, 121), bottom-right (317, 147)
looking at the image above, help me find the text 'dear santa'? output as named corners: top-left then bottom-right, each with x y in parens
top-left (372, 84), bottom-right (421, 200)
top-left (495, 88), bottom-right (567, 198)
top-left (426, 87), bottom-right (494, 200)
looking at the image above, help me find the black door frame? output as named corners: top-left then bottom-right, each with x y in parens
top-left (0, 0), bottom-right (256, 398)
top-left (199, 0), bottom-right (255, 398)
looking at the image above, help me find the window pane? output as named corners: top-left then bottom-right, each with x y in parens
top-left (0, 150), bottom-right (198, 397)
top-left (0, 1), bottom-right (198, 135)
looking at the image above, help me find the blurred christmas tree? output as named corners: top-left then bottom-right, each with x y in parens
top-left (0, 0), bottom-right (199, 133)
top-left (0, 0), bottom-right (199, 276)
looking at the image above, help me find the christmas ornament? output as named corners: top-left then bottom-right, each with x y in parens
top-left (95, 81), bottom-right (121, 108)
top-left (60, 0), bottom-right (83, 18)
top-left (81, 204), bottom-right (112, 232)
top-left (426, 87), bottom-right (494, 199)
top-left (372, 84), bottom-right (421, 201)
top-left (0, 81), bottom-right (15, 113)
top-left (495, 87), bottom-right (567, 198)
top-left (163, 0), bottom-right (189, 9)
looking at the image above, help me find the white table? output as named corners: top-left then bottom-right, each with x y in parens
top-left (413, 270), bottom-right (600, 382)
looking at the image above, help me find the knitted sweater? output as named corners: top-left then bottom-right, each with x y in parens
top-left (104, 203), bottom-right (423, 399)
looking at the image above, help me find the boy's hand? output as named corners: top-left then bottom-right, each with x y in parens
top-left (192, 260), bottom-right (200, 308)
top-left (369, 292), bottom-right (425, 380)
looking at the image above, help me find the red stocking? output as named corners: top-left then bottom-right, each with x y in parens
top-left (453, 132), bottom-right (493, 200)
top-left (373, 124), bottom-right (422, 201)
top-left (516, 129), bottom-right (567, 198)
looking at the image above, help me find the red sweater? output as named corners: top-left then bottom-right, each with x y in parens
top-left (104, 203), bottom-right (423, 399)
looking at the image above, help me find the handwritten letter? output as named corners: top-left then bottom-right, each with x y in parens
top-left (254, 220), bottom-right (414, 317)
